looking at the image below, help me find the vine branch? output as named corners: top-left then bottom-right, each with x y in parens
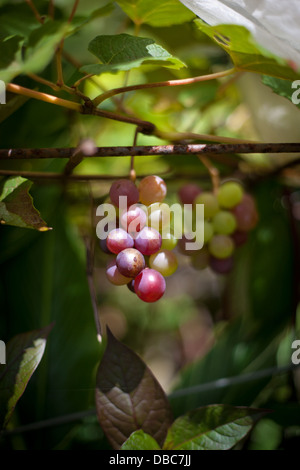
top-left (1, 143), bottom-right (300, 160)
top-left (92, 68), bottom-right (237, 107)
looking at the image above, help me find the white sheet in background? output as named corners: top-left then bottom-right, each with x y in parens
top-left (179, 0), bottom-right (300, 66)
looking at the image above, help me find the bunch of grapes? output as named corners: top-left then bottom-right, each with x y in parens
top-left (177, 181), bottom-right (259, 274)
top-left (102, 176), bottom-right (178, 303)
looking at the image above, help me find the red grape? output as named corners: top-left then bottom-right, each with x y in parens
top-left (109, 179), bottom-right (139, 208)
top-left (116, 248), bottom-right (145, 278)
top-left (210, 256), bottom-right (234, 274)
top-left (232, 194), bottom-right (259, 232)
top-left (231, 230), bottom-right (248, 246)
top-left (178, 184), bottom-right (202, 205)
top-left (134, 268), bottom-right (166, 303)
top-left (106, 260), bottom-right (131, 286)
top-left (106, 228), bottom-right (134, 254)
top-left (134, 227), bottom-right (162, 255)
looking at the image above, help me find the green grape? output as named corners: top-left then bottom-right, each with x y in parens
top-left (147, 202), bottom-right (172, 233)
top-left (191, 247), bottom-right (210, 270)
top-left (149, 249), bottom-right (178, 277)
top-left (204, 221), bottom-right (214, 243)
top-left (161, 232), bottom-right (178, 251)
top-left (208, 234), bottom-right (234, 259)
top-left (217, 181), bottom-right (244, 209)
top-left (194, 192), bottom-right (219, 219)
top-left (212, 210), bottom-right (237, 235)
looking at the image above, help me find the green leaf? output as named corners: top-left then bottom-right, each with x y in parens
top-left (262, 76), bottom-right (300, 110)
top-left (0, 3), bottom-right (42, 38)
top-left (163, 405), bottom-right (269, 450)
top-left (0, 176), bottom-right (50, 231)
top-left (115, 0), bottom-right (195, 27)
top-left (0, 20), bottom-right (71, 82)
top-left (121, 430), bottom-right (161, 450)
top-left (0, 35), bottom-right (23, 69)
top-left (0, 324), bottom-right (53, 429)
top-left (82, 33), bottom-right (185, 75)
top-left (23, 20), bottom-right (71, 74)
top-left (95, 328), bottom-right (173, 449)
top-left (195, 20), bottom-right (300, 81)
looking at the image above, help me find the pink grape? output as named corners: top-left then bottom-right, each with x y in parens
top-left (232, 194), bottom-right (259, 232)
top-left (138, 175), bottom-right (167, 206)
top-left (134, 268), bottom-right (166, 303)
top-left (106, 228), bottom-right (134, 254)
top-left (109, 179), bottom-right (139, 208)
top-left (210, 256), bottom-right (234, 274)
top-left (134, 227), bottom-right (162, 255)
top-left (178, 184), bottom-right (202, 205)
top-left (106, 259), bottom-right (131, 286)
top-left (120, 204), bottom-right (147, 235)
top-left (116, 248), bottom-right (145, 278)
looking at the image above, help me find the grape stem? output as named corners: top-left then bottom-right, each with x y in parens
top-left (198, 155), bottom-right (220, 194)
top-left (130, 128), bottom-right (139, 182)
top-left (25, 0), bottom-right (44, 24)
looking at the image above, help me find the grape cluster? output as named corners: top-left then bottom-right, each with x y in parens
top-left (177, 181), bottom-right (259, 274)
top-left (101, 175), bottom-right (259, 302)
top-left (102, 176), bottom-right (178, 303)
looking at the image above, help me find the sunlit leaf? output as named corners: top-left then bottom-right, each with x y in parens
top-left (0, 324), bottom-right (54, 429)
top-left (163, 405), bottom-right (269, 450)
top-left (115, 0), bottom-right (195, 27)
top-left (0, 176), bottom-right (50, 231)
top-left (179, 0), bottom-right (300, 68)
top-left (82, 34), bottom-right (186, 75)
top-left (121, 430), bottom-right (161, 450)
top-left (195, 20), bottom-right (300, 81)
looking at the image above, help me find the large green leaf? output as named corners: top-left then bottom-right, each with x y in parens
top-left (0, 324), bottom-right (53, 430)
top-left (163, 405), bottom-right (269, 450)
top-left (0, 176), bottom-right (50, 231)
top-left (195, 20), bottom-right (300, 81)
top-left (115, 0), bottom-right (195, 27)
top-left (95, 329), bottom-right (173, 449)
top-left (82, 33), bottom-right (185, 75)
top-left (121, 430), bottom-right (161, 450)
